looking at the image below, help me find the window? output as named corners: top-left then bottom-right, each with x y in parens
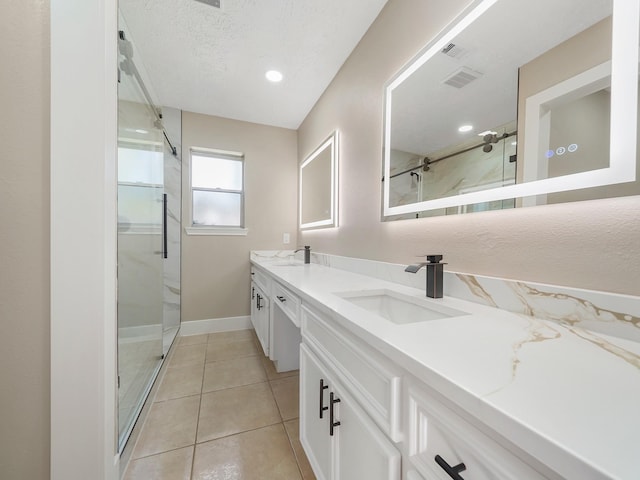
top-left (189, 148), bottom-right (246, 235)
top-left (117, 143), bottom-right (164, 231)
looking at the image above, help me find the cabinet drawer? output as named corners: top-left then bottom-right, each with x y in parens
top-left (406, 383), bottom-right (546, 480)
top-left (251, 266), bottom-right (270, 293)
top-left (301, 305), bottom-right (402, 442)
top-left (272, 281), bottom-right (300, 326)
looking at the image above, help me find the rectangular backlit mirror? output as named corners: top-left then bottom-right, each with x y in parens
top-left (383, 0), bottom-right (639, 219)
top-left (300, 131), bottom-right (338, 229)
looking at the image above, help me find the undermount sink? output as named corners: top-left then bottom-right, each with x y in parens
top-left (336, 289), bottom-right (469, 324)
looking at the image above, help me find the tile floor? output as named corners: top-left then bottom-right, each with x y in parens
top-left (123, 329), bottom-right (316, 480)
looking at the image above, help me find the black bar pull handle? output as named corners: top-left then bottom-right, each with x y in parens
top-left (277, 295), bottom-right (286, 302)
top-left (256, 293), bottom-right (262, 310)
top-left (251, 286), bottom-right (255, 300)
top-left (162, 193), bottom-right (168, 259)
top-left (329, 392), bottom-right (341, 436)
top-left (319, 379), bottom-right (329, 419)
top-left (435, 455), bottom-right (466, 480)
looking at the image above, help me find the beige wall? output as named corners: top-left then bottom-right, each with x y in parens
top-left (0, 1), bottom-right (50, 478)
top-left (181, 112), bottom-right (298, 321)
top-left (518, 16), bottom-right (640, 204)
top-left (298, 0), bottom-right (640, 296)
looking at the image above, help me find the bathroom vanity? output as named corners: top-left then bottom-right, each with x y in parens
top-left (250, 251), bottom-right (640, 480)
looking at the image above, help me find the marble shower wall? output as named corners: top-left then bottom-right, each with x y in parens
top-left (388, 126), bottom-right (517, 217)
top-left (162, 107), bottom-right (182, 345)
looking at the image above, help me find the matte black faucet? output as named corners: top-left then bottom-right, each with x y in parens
top-left (405, 255), bottom-right (445, 298)
top-left (294, 245), bottom-right (311, 264)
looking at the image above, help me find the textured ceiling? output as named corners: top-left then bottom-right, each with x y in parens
top-left (119, 0), bottom-right (388, 129)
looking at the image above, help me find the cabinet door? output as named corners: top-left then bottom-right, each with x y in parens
top-left (251, 283), bottom-right (269, 356)
top-left (332, 382), bottom-right (401, 480)
top-left (250, 282), bottom-right (259, 332)
top-left (300, 345), bottom-right (332, 480)
top-left (257, 290), bottom-right (269, 355)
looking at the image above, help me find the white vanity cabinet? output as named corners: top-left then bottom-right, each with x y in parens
top-left (299, 303), bottom-right (548, 480)
top-left (300, 304), bottom-right (402, 480)
top-left (300, 344), bottom-right (402, 480)
top-left (250, 267), bottom-right (271, 355)
top-left (404, 379), bottom-right (548, 480)
top-left (270, 280), bottom-right (302, 372)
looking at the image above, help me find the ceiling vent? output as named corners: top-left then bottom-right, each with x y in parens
top-left (441, 43), bottom-right (467, 59)
top-left (442, 66), bottom-right (483, 88)
top-left (194, 0), bottom-right (220, 8)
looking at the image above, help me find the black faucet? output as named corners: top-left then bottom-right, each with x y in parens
top-left (294, 245), bottom-right (311, 264)
top-left (404, 255), bottom-right (445, 298)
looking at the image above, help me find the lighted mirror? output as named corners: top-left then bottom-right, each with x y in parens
top-left (383, 0), bottom-right (639, 219)
top-left (300, 132), bottom-right (338, 229)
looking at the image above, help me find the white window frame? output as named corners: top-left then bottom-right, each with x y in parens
top-left (186, 147), bottom-right (248, 236)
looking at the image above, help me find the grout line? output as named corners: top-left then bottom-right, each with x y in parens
top-left (201, 377), bottom-right (268, 396)
top-left (203, 353), bottom-right (260, 365)
top-left (126, 443), bottom-right (195, 462)
top-left (189, 352), bottom-right (207, 480)
top-left (131, 332), bottom-right (305, 479)
top-left (195, 420), bottom-right (284, 446)
top-left (282, 420), bottom-right (307, 480)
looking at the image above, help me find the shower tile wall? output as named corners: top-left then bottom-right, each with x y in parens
top-left (388, 129), bottom-right (516, 217)
top-left (162, 107), bottom-right (182, 352)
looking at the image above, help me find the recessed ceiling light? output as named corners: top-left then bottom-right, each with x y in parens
top-left (458, 125), bottom-right (473, 133)
top-left (265, 70), bottom-right (283, 82)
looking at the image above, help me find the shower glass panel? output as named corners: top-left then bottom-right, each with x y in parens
top-left (117, 44), bottom-right (165, 449)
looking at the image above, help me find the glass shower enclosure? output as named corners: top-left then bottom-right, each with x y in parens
top-left (116, 27), bottom-right (181, 450)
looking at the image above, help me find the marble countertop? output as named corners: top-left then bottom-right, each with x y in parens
top-left (251, 254), bottom-right (640, 480)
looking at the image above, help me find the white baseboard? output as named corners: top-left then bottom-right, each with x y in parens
top-left (179, 315), bottom-right (252, 336)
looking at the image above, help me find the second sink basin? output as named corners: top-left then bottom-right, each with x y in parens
top-left (336, 289), bottom-right (469, 324)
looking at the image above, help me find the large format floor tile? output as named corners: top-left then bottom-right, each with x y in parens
top-left (271, 374), bottom-right (300, 421)
top-left (192, 424), bottom-right (303, 480)
top-left (197, 382), bottom-right (281, 443)
top-left (124, 446), bottom-right (193, 480)
top-left (208, 329), bottom-right (254, 344)
top-left (168, 344), bottom-right (207, 368)
top-left (205, 337), bottom-right (258, 362)
top-left (202, 355), bottom-right (266, 392)
top-left (284, 419), bottom-right (317, 480)
top-left (177, 333), bottom-right (208, 346)
top-left (132, 395), bottom-right (200, 459)
top-left (125, 329), bottom-right (315, 479)
top-left (155, 363), bottom-right (204, 402)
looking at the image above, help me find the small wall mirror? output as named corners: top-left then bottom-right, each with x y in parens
top-left (383, 0), bottom-right (639, 220)
top-left (300, 131), bottom-right (338, 229)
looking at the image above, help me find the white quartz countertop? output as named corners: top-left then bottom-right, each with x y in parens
top-left (251, 256), bottom-right (640, 480)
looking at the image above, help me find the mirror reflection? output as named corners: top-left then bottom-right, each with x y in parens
top-left (384, 0), bottom-right (639, 219)
top-left (300, 132), bottom-right (338, 229)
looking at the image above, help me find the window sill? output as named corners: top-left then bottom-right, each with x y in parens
top-left (185, 226), bottom-right (249, 236)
